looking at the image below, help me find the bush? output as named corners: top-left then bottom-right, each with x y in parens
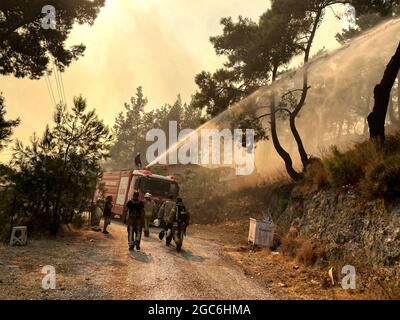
top-left (0, 185), bottom-right (14, 241)
top-left (296, 240), bottom-right (325, 266)
top-left (280, 229), bottom-right (325, 266)
top-left (305, 157), bottom-right (328, 188)
top-left (383, 132), bottom-right (400, 157)
top-left (0, 209), bottom-right (9, 241)
top-left (281, 234), bottom-right (297, 257)
top-left (362, 154), bottom-right (400, 198)
top-left (305, 133), bottom-right (400, 200)
top-left (324, 146), bottom-right (364, 188)
top-left (318, 135), bottom-right (400, 199)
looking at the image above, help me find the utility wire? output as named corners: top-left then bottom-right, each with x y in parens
top-left (45, 73), bottom-right (57, 107)
top-left (53, 58), bottom-right (67, 105)
top-left (52, 59), bottom-right (63, 104)
top-left (58, 66), bottom-right (67, 105)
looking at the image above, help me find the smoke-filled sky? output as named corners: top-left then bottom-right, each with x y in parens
top-left (0, 0), bottom-right (347, 162)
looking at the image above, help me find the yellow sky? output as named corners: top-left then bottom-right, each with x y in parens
top-left (0, 0), bottom-right (346, 162)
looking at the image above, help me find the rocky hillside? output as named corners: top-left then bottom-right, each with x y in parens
top-left (281, 187), bottom-right (400, 284)
top-left (192, 182), bottom-right (400, 296)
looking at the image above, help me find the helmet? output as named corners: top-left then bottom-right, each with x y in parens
top-left (176, 197), bottom-right (183, 203)
top-left (145, 193), bottom-right (152, 198)
top-left (153, 219), bottom-right (160, 227)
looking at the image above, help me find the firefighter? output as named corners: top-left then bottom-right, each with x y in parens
top-left (124, 191), bottom-right (145, 251)
top-left (157, 194), bottom-right (175, 225)
top-left (134, 152), bottom-right (142, 169)
top-left (102, 195), bottom-right (113, 234)
top-left (143, 193), bottom-right (156, 237)
top-left (157, 194), bottom-right (176, 242)
top-left (165, 197), bottom-right (190, 251)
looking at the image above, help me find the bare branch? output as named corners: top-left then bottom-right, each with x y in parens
top-left (281, 86), bottom-right (312, 100)
top-left (256, 107), bottom-right (292, 120)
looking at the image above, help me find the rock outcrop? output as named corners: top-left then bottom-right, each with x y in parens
top-left (276, 187), bottom-right (400, 282)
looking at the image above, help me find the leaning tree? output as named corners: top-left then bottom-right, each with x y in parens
top-left (367, 42), bottom-right (400, 146)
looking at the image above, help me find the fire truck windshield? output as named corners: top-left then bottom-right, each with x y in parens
top-left (140, 177), bottom-right (179, 197)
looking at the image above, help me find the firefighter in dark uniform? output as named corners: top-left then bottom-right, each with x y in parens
top-left (124, 191), bottom-right (145, 251)
top-left (102, 195), bottom-right (113, 234)
top-left (134, 152), bottom-right (142, 169)
top-left (157, 194), bottom-right (176, 242)
top-left (165, 197), bottom-right (190, 252)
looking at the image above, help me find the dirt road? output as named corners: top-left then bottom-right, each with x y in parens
top-left (0, 222), bottom-right (274, 300)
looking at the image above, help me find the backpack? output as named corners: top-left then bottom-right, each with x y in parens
top-left (175, 204), bottom-right (187, 226)
top-left (128, 200), bottom-right (142, 220)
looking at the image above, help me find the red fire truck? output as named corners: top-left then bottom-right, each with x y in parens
top-left (96, 169), bottom-right (179, 220)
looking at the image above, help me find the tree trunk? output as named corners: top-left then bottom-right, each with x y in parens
top-left (287, 9), bottom-right (322, 170)
top-left (270, 94), bottom-right (303, 181)
top-left (367, 41), bottom-right (400, 146)
top-left (289, 113), bottom-right (309, 170)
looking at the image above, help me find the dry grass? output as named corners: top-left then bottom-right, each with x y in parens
top-left (264, 168), bottom-right (292, 184)
top-left (295, 239), bottom-right (325, 266)
top-left (281, 234), bottom-right (297, 257)
top-left (280, 228), bottom-right (325, 267)
top-left (305, 157), bottom-right (328, 189)
top-left (353, 140), bottom-right (384, 171)
top-left (376, 278), bottom-right (400, 299)
top-left (317, 145), bottom-right (331, 160)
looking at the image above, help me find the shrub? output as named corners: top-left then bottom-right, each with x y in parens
top-left (353, 140), bottom-right (383, 171)
top-left (0, 209), bottom-right (9, 241)
top-left (318, 137), bottom-right (400, 199)
top-left (281, 234), bottom-right (297, 257)
top-left (362, 154), bottom-right (400, 198)
top-left (296, 239), bottom-right (325, 266)
top-left (305, 157), bottom-right (328, 188)
top-left (0, 186), bottom-right (14, 241)
top-left (383, 131), bottom-right (400, 157)
top-left (280, 230), bottom-right (325, 266)
top-left (324, 146), bottom-right (364, 188)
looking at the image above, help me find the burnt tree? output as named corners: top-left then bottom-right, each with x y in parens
top-left (367, 41), bottom-right (400, 146)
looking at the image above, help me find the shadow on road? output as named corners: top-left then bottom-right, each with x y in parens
top-left (141, 236), bottom-right (159, 243)
top-left (167, 248), bottom-right (205, 263)
top-left (102, 233), bottom-right (115, 240)
top-left (129, 250), bottom-right (153, 263)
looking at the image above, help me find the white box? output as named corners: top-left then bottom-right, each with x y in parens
top-left (248, 218), bottom-right (274, 247)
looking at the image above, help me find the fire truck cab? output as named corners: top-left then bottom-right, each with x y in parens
top-left (97, 169), bottom-right (179, 220)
